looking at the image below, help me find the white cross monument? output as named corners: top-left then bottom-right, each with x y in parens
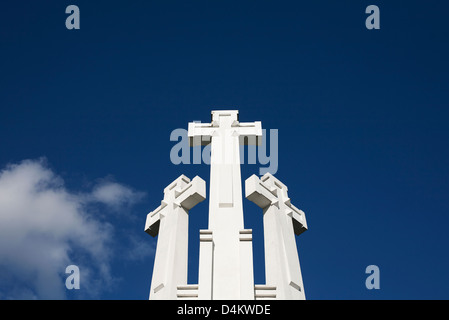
top-left (145, 175), bottom-right (206, 299)
top-left (145, 110), bottom-right (308, 300)
top-left (245, 173), bottom-right (307, 299)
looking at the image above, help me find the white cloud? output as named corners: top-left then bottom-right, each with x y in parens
top-left (0, 158), bottom-right (145, 299)
top-left (90, 181), bottom-right (145, 209)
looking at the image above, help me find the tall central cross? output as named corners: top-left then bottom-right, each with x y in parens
top-left (188, 110), bottom-right (262, 299)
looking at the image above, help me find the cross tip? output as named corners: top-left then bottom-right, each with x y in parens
top-left (211, 110), bottom-right (239, 122)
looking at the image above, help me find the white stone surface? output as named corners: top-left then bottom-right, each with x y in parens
top-left (245, 173), bottom-right (307, 299)
top-left (145, 174), bottom-right (206, 299)
top-left (197, 229), bottom-right (213, 300)
top-left (188, 110), bottom-right (262, 300)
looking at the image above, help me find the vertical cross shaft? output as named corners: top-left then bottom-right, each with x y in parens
top-left (188, 110), bottom-right (262, 299)
top-left (144, 175), bottom-right (206, 299)
top-left (245, 173), bottom-right (307, 299)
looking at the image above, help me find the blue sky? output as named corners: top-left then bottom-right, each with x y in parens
top-left (0, 1), bottom-right (448, 299)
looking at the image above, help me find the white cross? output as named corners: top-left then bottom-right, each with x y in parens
top-left (188, 110), bottom-right (262, 299)
top-left (245, 172), bottom-right (307, 299)
top-left (145, 174), bottom-right (206, 299)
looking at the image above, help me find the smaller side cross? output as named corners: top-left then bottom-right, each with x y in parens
top-left (245, 173), bottom-right (307, 299)
top-left (145, 174), bottom-right (206, 299)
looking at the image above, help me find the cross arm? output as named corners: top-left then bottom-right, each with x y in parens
top-left (245, 173), bottom-right (308, 235)
top-left (245, 174), bottom-right (278, 209)
top-left (286, 204), bottom-right (307, 235)
top-left (144, 200), bottom-right (168, 237)
top-left (237, 121), bottom-right (263, 146)
top-left (144, 175), bottom-right (206, 237)
top-left (188, 122), bottom-right (215, 146)
top-left (173, 175), bottom-right (206, 210)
